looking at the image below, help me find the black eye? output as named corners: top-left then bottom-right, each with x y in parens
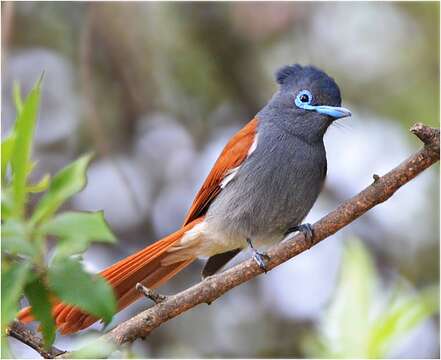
top-left (300, 94), bottom-right (309, 103)
top-left (295, 90), bottom-right (313, 109)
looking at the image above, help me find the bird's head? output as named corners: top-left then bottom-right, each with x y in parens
top-left (263, 64), bottom-right (351, 142)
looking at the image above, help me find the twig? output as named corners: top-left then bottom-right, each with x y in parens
top-left (136, 283), bottom-right (168, 304)
top-left (7, 321), bottom-right (65, 359)
top-left (10, 123), bottom-right (439, 356)
top-left (91, 123), bottom-right (439, 346)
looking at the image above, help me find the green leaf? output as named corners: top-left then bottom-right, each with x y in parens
top-left (303, 239), bottom-right (378, 358)
top-left (24, 278), bottom-right (56, 347)
top-left (1, 219), bottom-right (34, 256)
top-left (326, 239), bottom-right (376, 356)
top-left (43, 211), bottom-right (116, 242)
top-left (1, 188), bottom-right (14, 221)
top-left (13, 81), bottom-right (24, 115)
top-left (43, 211), bottom-right (116, 258)
top-left (31, 154), bottom-right (93, 225)
top-left (48, 258), bottom-right (116, 323)
top-left (368, 286), bottom-right (439, 357)
top-left (1, 262), bottom-right (31, 332)
top-left (69, 336), bottom-right (117, 359)
top-left (10, 77), bottom-right (43, 218)
top-left (1, 132), bottom-right (16, 183)
top-left (27, 174), bottom-right (50, 193)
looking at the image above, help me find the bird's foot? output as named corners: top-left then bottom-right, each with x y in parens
top-left (285, 223), bottom-right (314, 248)
top-left (253, 250), bottom-right (271, 273)
top-left (247, 238), bottom-right (271, 272)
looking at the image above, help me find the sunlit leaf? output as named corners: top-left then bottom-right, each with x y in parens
top-left (48, 258), bottom-right (116, 323)
top-left (323, 239), bottom-right (376, 356)
top-left (13, 81), bottom-right (24, 115)
top-left (368, 286), bottom-right (439, 357)
top-left (31, 154), bottom-right (93, 225)
top-left (24, 278), bottom-right (56, 347)
top-left (27, 174), bottom-right (50, 193)
top-left (303, 239), bottom-right (439, 358)
top-left (10, 76), bottom-right (43, 218)
top-left (1, 262), bottom-right (31, 332)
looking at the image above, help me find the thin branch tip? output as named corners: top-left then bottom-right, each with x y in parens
top-left (7, 321), bottom-right (65, 359)
top-left (135, 283), bottom-right (167, 304)
top-left (410, 123), bottom-right (440, 149)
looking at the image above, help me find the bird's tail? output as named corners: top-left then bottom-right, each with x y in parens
top-left (17, 218), bottom-right (203, 335)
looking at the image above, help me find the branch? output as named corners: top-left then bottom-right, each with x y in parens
top-left (98, 123), bottom-right (439, 345)
top-left (10, 123), bottom-right (439, 358)
top-left (7, 321), bottom-right (65, 359)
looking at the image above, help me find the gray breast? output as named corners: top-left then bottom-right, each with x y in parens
top-left (206, 121), bottom-right (327, 241)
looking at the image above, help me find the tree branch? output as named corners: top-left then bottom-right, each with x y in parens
top-left (10, 123), bottom-right (439, 357)
top-left (98, 123), bottom-right (439, 346)
top-left (7, 321), bottom-right (65, 359)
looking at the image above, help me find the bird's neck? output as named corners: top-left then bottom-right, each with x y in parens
top-left (258, 104), bottom-right (329, 145)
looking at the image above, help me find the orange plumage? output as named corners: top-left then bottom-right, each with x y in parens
top-left (17, 118), bottom-right (258, 334)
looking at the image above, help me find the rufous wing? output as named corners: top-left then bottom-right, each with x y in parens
top-left (183, 117), bottom-right (258, 225)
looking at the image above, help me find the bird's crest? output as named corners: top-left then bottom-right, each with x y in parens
top-left (276, 64), bottom-right (302, 85)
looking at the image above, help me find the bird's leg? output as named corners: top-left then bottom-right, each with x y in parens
top-left (284, 223), bottom-right (314, 248)
top-left (247, 238), bottom-right (270, 272)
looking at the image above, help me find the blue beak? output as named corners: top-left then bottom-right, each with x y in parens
top-left (313, 105), bottom-right (352, 120)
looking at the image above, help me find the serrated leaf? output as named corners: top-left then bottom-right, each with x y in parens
top-left (24, 278), bottom-right (56, 347)
top-left (27, 174), bottom-right (50, 193)
top-left (48, 258), bottom-right (116, 323)
top-left (1, 219), bottom-right (34, 256)
top-left (43, 211), bottom-right (116, 258)
top-left (10, 77), bottom-right (42, 218)
top-left (31, 154), bottom-right (93, 225)
top-left (1, 262), bottom-right (31, 332)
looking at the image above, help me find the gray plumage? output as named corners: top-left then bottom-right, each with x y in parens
top-left (206, 65), bottom-right (342, 250)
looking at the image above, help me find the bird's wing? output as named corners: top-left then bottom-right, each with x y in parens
top-left (183, 117), bottom-right (258, 225)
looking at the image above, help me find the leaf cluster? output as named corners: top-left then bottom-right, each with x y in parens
top-left (1, 79), bottom-right (118, 354)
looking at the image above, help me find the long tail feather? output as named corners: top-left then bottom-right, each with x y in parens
top-left (17, 218), bottom-right (203, 334)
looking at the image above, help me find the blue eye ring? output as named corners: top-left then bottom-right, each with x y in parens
top-left (295, 90), bottom-right (313, 109)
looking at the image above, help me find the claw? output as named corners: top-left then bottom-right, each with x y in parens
top-left (247, 238), bottom-right (271, 273)
top-left (285, 223), bottom-right (314, 247)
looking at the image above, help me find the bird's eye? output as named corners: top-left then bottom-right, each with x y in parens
top-left (300, 94), bottom-right (309, 103)
top-left (295, 90), bottom-right (313, 109)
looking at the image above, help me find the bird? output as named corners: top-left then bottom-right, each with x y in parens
top-left (18, 64), bottom-right (351, 334)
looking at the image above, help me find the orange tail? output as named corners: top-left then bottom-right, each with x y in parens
top-left (17, 218), bottom-right (203, 335)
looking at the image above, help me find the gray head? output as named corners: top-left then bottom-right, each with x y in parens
top-left (260, 64), bottom-right (351, 143)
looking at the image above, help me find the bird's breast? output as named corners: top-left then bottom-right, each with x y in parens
top-left (206, 129), bottom-right (327, 244)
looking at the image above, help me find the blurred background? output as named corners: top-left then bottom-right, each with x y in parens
top-left (2, 1), bottom-right (439, 358)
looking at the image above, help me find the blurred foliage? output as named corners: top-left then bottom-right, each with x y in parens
top-left (1, 81), bottom-right (117, 354)
top-left (303, 239), bottom-right (439, 358)
top-left (1, 2), bottom-right (439, 358)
